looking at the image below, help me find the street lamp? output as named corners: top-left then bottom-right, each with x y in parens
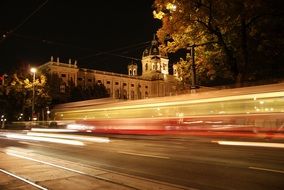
top-left (30, 67), bottom-right (37, 120)
top-left (186, 45), bottom-right (197, 93)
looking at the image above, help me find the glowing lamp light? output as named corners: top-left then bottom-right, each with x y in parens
top-left (30, 68), bottom-right (37, 73)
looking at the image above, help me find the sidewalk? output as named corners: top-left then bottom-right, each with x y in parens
top-left (0, 151), bottom-right (192, 190)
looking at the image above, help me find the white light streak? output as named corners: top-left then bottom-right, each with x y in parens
top-left (67, 124), bottom-right (95, 130)
top-left (27, 132), bottom-right (110, 143)
top-left (249, 166), bottom-right (284, 174)
top-left (5, 133), bottom-right (84, 146)
top-left (0, 168), bottom-right (48, 190)
top-left (31, 128), bottom-right (78, 132)
top-left (183, 120), bottom-right (203, 124)
top-left (213, 140), bottom-right (284, 148)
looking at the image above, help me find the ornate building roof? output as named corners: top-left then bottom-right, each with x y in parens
top-left (142, 35), bottom-right (160, 57)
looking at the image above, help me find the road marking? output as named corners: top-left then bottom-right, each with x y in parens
top-left (0, 168), bottom-right (48, 190)
top-left (212, 140), bottom-right (284, 148)
top-left (118, 151), bottom-right (170, 159)
top-left (6, 151), bottom-right (86, 175)
top-left (249, 166), bottom-right (284, 174)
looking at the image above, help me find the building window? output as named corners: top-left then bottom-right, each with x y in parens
top-left (123, 83), bottom-right (127, 86)
top-left (145, 63), bottom-right (148, 71)
top-left (107, 81), bottom-right (110, 84)
top-left (131, 90), bottom-right (134, 100)
top-left (145, 86), bottom-right (148, 89)
top-left (131, 84), bottom-right (134, 87)
top-left (107, 88), bottom-right (111, 95)
top-left (97, 80), bottom-right (102, 84)
top-left (88, 79), bottom-right (92, 82)
top-left (78, 78), bottom-right (83, 81)
top-left (122, 89), bottom-right (127, 99)
top-left (129, 70), bottom-right (132, 75)
top-left (153, 64), bottom-right (157, 70)
top-left (115, 89), bottom-right (120, 98)
top-left (60, 84), bottom-right (65, 93)
top-left (115, 82), bottom-right (119, 85)
top-left (133, 69), bottom-right (136, 75)
top-left (145, 91), bottom-right (148, 98)
top-left (61, 74), bottom-right (66, 77)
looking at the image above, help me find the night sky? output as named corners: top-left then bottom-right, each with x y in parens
top-left (0, 0), bottom-right (160, 74)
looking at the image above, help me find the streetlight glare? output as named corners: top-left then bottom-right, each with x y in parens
top-left (30, 68), bottom-right (37, 73)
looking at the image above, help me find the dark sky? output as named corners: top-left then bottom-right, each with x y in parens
top-left (0, 0), bottom-right (160, 74)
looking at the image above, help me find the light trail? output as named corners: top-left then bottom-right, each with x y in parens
top-left (213, 140), bottom-right (284, 148)
top-left (31, 128), bottom-right (78, 132)
top-left (27, 132), bottom-right (110, 143)
top-left (6, 151), bottom-right (86, 175)
top-left (249, 167), bottom-right (284, 174)
top-left (5, 133), bottom-right (84, 146)
top-left (0, 168), bottom-right (48, 190)
top-left (118, 151), bottom-right (170, 159)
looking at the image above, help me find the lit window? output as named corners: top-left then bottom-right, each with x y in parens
top-left (60, 85), bottom-right (65, 93)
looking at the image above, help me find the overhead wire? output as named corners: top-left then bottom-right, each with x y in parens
top-left (11, 33), bottom-right (150, 62)
top-left (0, 0), bottom-right (49, 44)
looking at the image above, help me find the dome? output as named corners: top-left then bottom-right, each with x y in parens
top-left (142, 35), bottom-right (160, 57)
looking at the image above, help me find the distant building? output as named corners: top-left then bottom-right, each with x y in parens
top-left (39, 37), bottom-right (184, 100)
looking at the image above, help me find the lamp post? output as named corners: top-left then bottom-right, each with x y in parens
top-left (186, 45), bottom-right (197, 93)
top-left (30, 67), bottom-right (37, 120)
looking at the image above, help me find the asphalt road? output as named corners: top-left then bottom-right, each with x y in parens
top-left (0, 131), bottom-right (284, 190)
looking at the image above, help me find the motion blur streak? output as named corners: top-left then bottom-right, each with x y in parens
top-left (213, 140), bottom-right (284, 148)
top-left (31, 128), bottom-right (78, 132)
top-left (52, 83), bottom-right (284, 135)
top-left (27, 132), bottom-right (110, 143)
top-left (249, 167), bottom-right (284, 174)
top-left (0, 169), bottom-right (48, 190)
top-left (5, 133), bottom-right (84, 146)
top-left (118, 151), bottom-right (170, 159)
top-left (6, 151), bottom-right (86, 175)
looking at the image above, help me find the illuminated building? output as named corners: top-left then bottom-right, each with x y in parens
top-left (39, 37), bottom-right (185, 100)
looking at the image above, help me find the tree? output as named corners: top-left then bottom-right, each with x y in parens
top-left (5, 71), bottom-right (51, 121)
top-left (153, 0), bottom-right (284, 85)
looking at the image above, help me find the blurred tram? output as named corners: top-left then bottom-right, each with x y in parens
top-left (51, 83), bottom-right (284, 135)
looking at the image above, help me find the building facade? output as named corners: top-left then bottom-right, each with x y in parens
top-left (39, 37), bottom-right (181, 100)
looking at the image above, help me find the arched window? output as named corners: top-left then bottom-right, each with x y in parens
top-left (129, 70), bottom-right (132, 75)
top-left (133, 69), bottom-right (136, 75)
top-left (145, 63), bottom-right (148, 71)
